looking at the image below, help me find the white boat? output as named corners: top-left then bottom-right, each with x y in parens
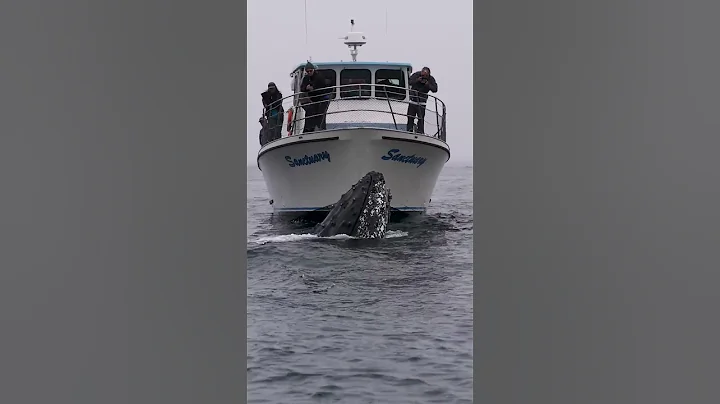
top-left (256, 21), bottom-right (450, 219)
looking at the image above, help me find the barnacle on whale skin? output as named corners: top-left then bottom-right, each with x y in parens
top-left (313, 171), bottom-right (391, 238)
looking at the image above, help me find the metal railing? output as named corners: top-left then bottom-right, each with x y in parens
top-left (258, 83), bottom-right (447, 147)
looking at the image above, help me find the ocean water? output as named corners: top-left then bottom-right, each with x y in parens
top-left (247, 164), bottom-right (474, 403)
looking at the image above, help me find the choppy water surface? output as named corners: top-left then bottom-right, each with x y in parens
top-left (247, 164), bottom-right (473, 403)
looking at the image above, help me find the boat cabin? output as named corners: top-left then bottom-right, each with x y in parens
top-left (283, 60), bottom-right (446, 137)
top-left (266, 22), bottom-right (445, 138)
top-left (289, 61), bottom-right (413, 102)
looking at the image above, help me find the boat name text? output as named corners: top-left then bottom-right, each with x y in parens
top-left (285, 151), bottom-right (331, 167)
top-left (381, 149), bottom-right (427, 168)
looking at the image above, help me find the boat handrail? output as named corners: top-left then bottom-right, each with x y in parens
top-left (258, 83), bottom-right (447, 147)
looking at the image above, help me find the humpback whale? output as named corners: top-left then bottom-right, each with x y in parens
top-left (313, 171), bottom-right (392, 238)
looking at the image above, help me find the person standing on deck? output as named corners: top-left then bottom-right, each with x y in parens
top-left (261, 82), bottom-right (284, 141)
top-left (406, 67), bottom-right (438, 134)
top-left (300, 62), bottom-right (332, 133)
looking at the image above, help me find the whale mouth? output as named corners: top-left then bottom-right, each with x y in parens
top-left (313, 171), bottom-right (391, 238)
top-left (347, 172), bottom-right (386, 235)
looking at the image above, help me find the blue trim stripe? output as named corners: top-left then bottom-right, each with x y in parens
top-left (294, 61), bottom-right (413, 71)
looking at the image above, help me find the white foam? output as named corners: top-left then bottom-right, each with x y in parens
top-left (249, 229), bottom-right (408, 245)
top-left (385, 230), bottom-right (408, 238)
top-left (251, 233), bottom-right (354, 245)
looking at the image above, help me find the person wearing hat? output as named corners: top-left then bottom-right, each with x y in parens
top-left (406, 67), bottom-right (438, 134)
top-left (261, 82), bottom-right (284, 141)
top-left (299, 62), bottom-right (332, 133)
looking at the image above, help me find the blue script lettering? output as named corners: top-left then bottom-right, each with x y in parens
top-left (381, 149), bottom-right (427, 168)
top-left (285, 151), bottom-right (331, 167)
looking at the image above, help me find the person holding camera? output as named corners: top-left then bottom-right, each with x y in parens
top-left (299, 62), bottom-right (332, 133)
top-left (406, 67), bottom-right (438, 134)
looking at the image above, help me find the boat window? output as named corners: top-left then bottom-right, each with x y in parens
top-left (340, 69), bottom-right (372, 98)
top-left (375, 69), bottom-right (407, 100)
top-left (316, 69), bottom-right (337, 99)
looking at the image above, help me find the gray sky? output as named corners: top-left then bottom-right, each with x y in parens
top-left (247, 0), bottom-right (473, 164)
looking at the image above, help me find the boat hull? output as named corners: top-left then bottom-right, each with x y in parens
top-left (257, 128), bottom-right (449, 215)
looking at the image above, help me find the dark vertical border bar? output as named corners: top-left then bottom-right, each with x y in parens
top-left (475, 0), bottom-right (720, 403)
top-left (0, 1), bottom-right (247, 403)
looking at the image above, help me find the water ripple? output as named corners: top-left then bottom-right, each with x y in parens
top-left (247, 165), bottom-right (473, 403)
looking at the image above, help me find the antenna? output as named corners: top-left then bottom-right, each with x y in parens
top-left (304, 0), bottom-right (308, 45)
top-left (339, 19), bottom-right (367, 62)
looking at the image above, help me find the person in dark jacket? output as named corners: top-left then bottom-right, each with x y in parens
top-left (261, 82), bottom-right (284, 141)
top-left (406, 67), bottom-right (438, 134)
top-left (299, 62), bottom-right (333, 132)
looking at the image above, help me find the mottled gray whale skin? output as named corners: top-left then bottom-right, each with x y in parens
top-left (313, 171), bottom-right (392, 238)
